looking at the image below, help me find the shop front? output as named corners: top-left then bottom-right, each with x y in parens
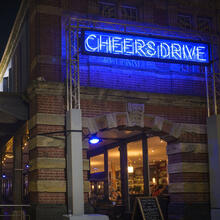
top-left (88, 131), bottom-right (169, 218)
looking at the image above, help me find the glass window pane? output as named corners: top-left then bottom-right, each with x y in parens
top-left (148, 137), bottom-right (168, 196)
top-left (108, 147), bottom-right (121, 201)
top-left (197, 17), bottom-right (212, 33)
top-left (90, 181), bottom-right (105, 201)
top-left (177, 14), bottom-right (192, 30)
top-left (127, 140), bottom-right (144, 195)
top-left (90, 154), bottom-right (104, 174)
top-left (99, 2), bottom-right (117, 18)
top-left (120, 6), bottom-right (138, 21)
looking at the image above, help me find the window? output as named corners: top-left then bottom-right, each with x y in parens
top-left (99, 2), bottom-right (117, 18)
top-left (88, 0), bottom-right (99, 14)
top-left (108, 147), bottom-right (121, 201)
top-left (127, 140), bottom-right (144, 195)
top-left (197, 17), bottom-right (212, 33)
top-left (120, 6), bottom-right (138, 21)
top-left (177, 14), bottom-right (192, 30)
top-left (90, 154), bottom-right (104, 173)
top-left (148, 137), bottom-right (168, 195)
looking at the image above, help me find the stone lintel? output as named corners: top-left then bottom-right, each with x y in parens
top-left (29, 180), bottom-right (90, 193)
top-left (29, 135), bottom-right (65, 150)
top-left (27, 81), bottom-right (65, 99)
top-left (169, 182), bottom-right (209, 193)
top-left (168, 162), bottom-right (208, 174)
top-left (29, 180), bottom-right (66, 192)
top-left (30, 158), bottom-right (89, 171)
top-left (167, 143), bottom-right (207, 155)
top-left (29, 113), bottom-right (65, 130)
top-left (30, 158), bottom-right (66, 170)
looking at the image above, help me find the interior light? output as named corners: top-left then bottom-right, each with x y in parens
top-left (152, 150), bottom-right (154, 153)
top-left (92, 185), bottom-right (95, 190)
top-left (152, 177), bottom-right (156, 184)
top-left (128, 166), bottom-right (134, 173)
top-left (98, 185), bottom-right (101, 189)
top-left (88, 136), bottom-right (102, 145)
top-left (5, 154), bottom-right (13, 159)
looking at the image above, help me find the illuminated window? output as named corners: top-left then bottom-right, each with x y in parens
top-left (90, 154), bottom-right (104, 174)
top-left (177, 14), bottom-right (192, 30)
top-left (148, 137), bottom-right (168, 195)
top-left (197, 17), bottom-right (212, 33)
top-left (120, 6), bottom-right (138, 21)
top-left (108, 147), bottom-right (121, 201)
top-left (99, 2), bottom-right (117, 18)
top-left (127, 140), bottom-right (144, 195)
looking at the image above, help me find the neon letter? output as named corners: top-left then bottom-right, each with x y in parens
top-left (85, 34), bottom-right (99, 52)
top-left (124, 38), bottom-right (134, 55)
top-left (171, 43), bottom-right (182, 59)
top-left (160, 43), bottom-right (170, 58)
top-left (135, 39), bottom-right (147, 56)
top-left (196, 46), bottom-right (206, 62)
top-left (100, 35), bottom-right (111, 53)
top-left (146, 41), bottom-right (156, 57)
top-left (183, 45), bottom-right (196, 60)
top-left (112, 37), bottom-right (123, 54)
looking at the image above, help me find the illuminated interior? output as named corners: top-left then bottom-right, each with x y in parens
top-left (89, 135), bottom-right (168, 202)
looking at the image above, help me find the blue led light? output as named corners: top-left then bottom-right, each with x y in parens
top-left (89, 136), bottom-right (102, 144)
top-left (2, 174), bottom-right (6, 179)
top-left (83, 30), bottom-right (209, 64)
top-left (25, 164), bottom-right (30, 169)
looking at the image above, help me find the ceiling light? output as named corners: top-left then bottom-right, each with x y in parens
top-left (128, 166), bottom-right (134, 173)
top-left (88, 136), bottom-right (102, 144)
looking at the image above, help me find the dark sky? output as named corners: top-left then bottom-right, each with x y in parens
top-left (0, 0), bottom-right (21, 60)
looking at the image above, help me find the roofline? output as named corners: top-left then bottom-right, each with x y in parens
top-left (0, 0), bottom-right (29, 82)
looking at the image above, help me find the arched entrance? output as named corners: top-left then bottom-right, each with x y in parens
top-left (82, 113), bottom-right (180, 219)
top-left (82, 112), bottom-right (209, 220)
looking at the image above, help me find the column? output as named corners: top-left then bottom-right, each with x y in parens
top-left (28, 82), bottom-right (66, 220)
top-left (120, 143), bottom-right (129, 213)
top-left (207, 115), bottom-right (220, 220)
top-left (12, 134), bottom-right (24, 220)
top-left (167, 140), bottom-right (210, 220)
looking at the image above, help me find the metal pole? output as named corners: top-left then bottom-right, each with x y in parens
top-left (211, 40), bottom-right (217, 115)
top-left (142, 135), bottom-right (150, 196)
top-left (205, 66), bottom-right (210, 117)
top-left (66, 25), bottom-right (69, 111)
top-left (76, 21), bottom-right (80, 109)
top-left (69, 22), bottom-right (73, 110)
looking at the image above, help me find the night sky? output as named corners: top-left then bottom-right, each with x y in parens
top-left (0, 0), bottom-right (21, 60)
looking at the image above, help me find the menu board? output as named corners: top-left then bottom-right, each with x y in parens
top-left (131, 197), bottom-right (164, 220)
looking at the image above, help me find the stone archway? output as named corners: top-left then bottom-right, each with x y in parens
top-left (82, 112), bottom-right (209, 220)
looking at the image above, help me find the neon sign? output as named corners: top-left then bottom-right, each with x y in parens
top-left (82, 30), bottom-right (210, 64)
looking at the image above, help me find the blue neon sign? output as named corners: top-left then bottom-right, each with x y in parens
top-left (82, 30), bottom-right (210, 64)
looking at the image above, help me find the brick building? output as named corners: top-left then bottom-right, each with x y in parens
top-left (0, 0), bottom-right (220, 220)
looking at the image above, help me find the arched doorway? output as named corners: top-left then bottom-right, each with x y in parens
top-left (87, 128), bottom-right (169, 217)
top-left (82, 112), bottom-right (208, 220)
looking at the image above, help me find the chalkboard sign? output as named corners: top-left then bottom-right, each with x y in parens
top-left (131, 197), bottom-right (164, 220)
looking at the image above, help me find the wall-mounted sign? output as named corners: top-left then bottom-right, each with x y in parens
top-left (82, 30), bottom-right (209, 64)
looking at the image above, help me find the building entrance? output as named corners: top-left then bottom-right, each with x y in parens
top-left (88, 133), bottom-right (169, 218)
